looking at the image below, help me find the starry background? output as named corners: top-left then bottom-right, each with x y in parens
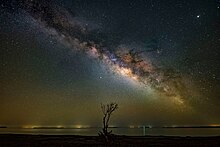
top-left (0, 0), bottom-right (220, 127)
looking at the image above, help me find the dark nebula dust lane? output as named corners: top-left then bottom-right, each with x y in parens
top-left (1, 0), bottom-right (220, 126)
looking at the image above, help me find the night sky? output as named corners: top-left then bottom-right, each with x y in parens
top-left (0, 0), bottom-right (220, 127)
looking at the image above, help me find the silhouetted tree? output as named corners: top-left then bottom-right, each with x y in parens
top-left (99, 102), bottom-right (118, 142)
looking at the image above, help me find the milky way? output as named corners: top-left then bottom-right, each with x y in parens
top-left (15, 0), bottom-right (194, 104)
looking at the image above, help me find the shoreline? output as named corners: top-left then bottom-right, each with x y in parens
top-left (0, 134), bottom-right (220, 146)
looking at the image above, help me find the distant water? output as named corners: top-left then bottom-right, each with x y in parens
top-left (0, 128), bottom-right (220, 136)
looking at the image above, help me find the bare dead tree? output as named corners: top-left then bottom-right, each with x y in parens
top-left (99, 102), bottom-right (118, 141)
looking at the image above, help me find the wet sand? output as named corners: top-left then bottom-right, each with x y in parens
top-left (0, 134), bottom-right (220, 146)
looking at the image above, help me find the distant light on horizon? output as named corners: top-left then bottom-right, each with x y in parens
top-left (208, 124), bottom-right (220, 127)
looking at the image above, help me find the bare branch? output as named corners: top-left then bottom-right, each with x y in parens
top-left (100, 102), bottom-right (118, 141)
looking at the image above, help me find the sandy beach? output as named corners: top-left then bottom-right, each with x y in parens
top-left (0, 134), bottom-right (220, 146)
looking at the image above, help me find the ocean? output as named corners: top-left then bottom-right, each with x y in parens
top-left (0, 127), bottom-right (220, 136)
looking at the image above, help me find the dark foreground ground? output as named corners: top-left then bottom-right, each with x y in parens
top-left (0, 134), bottom-right (220, 147)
